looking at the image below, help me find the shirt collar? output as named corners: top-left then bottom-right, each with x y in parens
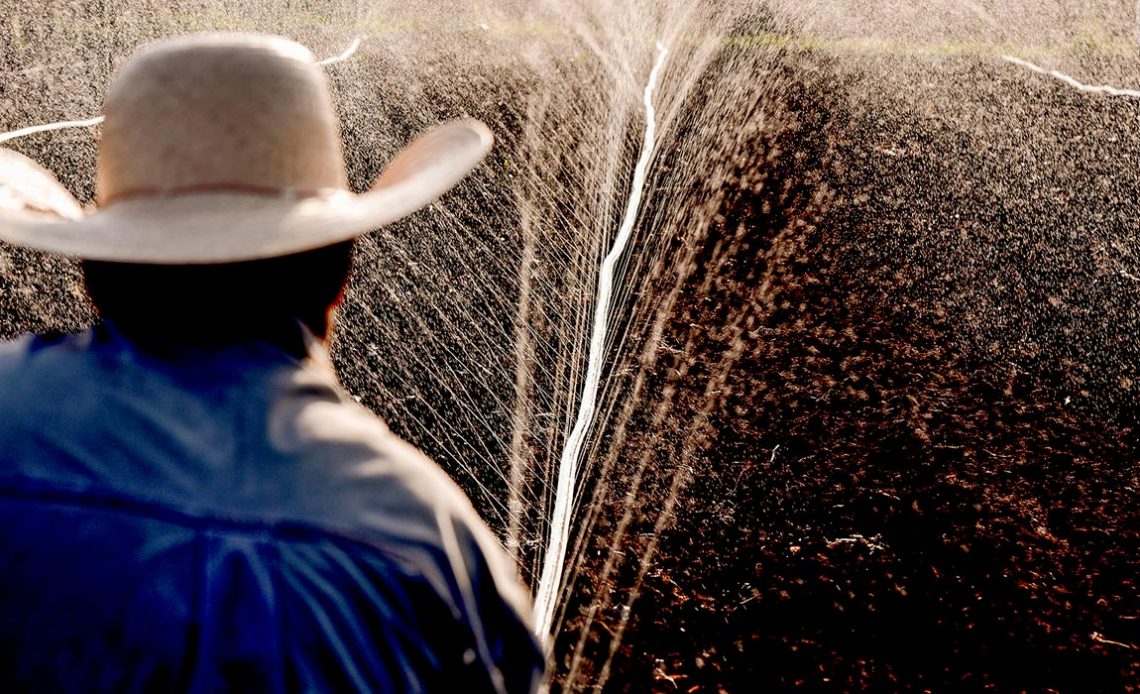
top-left (91, 319), bottom-right (336, 379)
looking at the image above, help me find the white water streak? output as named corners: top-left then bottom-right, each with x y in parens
top-left (0, 117), bottom-right (106, 146)
top-left (317, 37), bottom-right (363, 66)
top-left (0, 38), bottom-right (365, 145)
top-left (1002, 55), bottom-right (1140, 99)
top-left (533, 41), bottom-right (670, 644)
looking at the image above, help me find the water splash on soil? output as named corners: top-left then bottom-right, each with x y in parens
top-left (532, 39), bottom-right (670, 646)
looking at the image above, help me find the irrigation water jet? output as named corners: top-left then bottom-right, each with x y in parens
top-left (317, 36), bottom-right (364, 66)
top-left (0, 116), bottom-right (106, 147)
top-left (1001, 54), bottom-right (1140, 98)
top-left (532, 39), bottom-right (670, 645)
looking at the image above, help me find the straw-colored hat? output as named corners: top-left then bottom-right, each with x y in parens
top-left (0, 33), bottom-right (493, 264)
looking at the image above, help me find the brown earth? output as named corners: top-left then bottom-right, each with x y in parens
top-left (559, 51), bottom-right (1140, 692)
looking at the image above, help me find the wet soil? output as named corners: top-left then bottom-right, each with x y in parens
top-left (563, 52), bottom-right (1140, 692)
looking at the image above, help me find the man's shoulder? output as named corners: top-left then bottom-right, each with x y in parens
top-left (0, 335), bottom-right (30, 371)
top-left (0, 331), bottom-right (95, 408)
top-left (0, 333), bottom-right (44, 370)
top-left (284, 406), bottom-right (542, 678)
top-left (277, 387), bottom-right (479, 534)
top-left (270, 387), bottom-right (533, 613)
top-left (0, 330), bottom-right (93, 369)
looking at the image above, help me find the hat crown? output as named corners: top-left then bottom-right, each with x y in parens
top-left (96, 34), bottom-right (348, 204)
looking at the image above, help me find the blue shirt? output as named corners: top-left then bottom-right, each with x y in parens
top-left (0, 325), bottom-right (543, 692)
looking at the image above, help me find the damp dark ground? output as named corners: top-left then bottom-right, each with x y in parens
top-left (554, 51), bottom-right (1140, 688)
top-left (546, 49), bottom-right (1140, 692)
top-left (3, 46), bottom-right (1140, 693)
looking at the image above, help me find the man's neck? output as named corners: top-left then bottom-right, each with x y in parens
top-left (98, 314), bottom-right (323, 361)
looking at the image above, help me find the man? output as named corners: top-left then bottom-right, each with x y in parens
top-left (0, 34), bottom-right (544, 691)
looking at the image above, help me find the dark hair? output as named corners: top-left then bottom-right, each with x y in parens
top-left (82, 241), bottom-right (354, 356)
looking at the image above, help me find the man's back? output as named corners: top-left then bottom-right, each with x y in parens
top-left (0, 326), bottom-right (542, 692)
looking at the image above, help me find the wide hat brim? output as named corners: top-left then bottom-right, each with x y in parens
top-left (0, 119), bottom-right (492, 264)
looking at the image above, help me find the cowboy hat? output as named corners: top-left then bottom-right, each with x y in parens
top-left (0, 33), bottom-right (493, 264)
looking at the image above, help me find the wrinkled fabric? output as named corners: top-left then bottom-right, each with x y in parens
top-left (0, 325), bottom-right (544, 693)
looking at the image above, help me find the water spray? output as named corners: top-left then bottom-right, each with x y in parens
top-left (317, 36), bottom-right (363, 66)
top-left (0, 37), bottom-right (365, 146)
top-left (533, 40), bottom-right (670, 645)
top-left (1002, 55), bottom-right (1140, 98)
top-left (0, 117), bottom-right (107, 147)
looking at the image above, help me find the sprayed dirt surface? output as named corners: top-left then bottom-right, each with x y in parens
top-left (549, 51), bottom-right (1140, 692)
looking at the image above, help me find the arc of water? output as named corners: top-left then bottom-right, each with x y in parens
top-left (0, 116), bottom-right (107, 146)
top-left (0, 37), bottom-right (366, 146)
top-left (1002, 54), bottom-right (1140, 99)
top-left (533, 40), bottom-right (670, 644)
top-left (317, 36), bottom-right (363, 66)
